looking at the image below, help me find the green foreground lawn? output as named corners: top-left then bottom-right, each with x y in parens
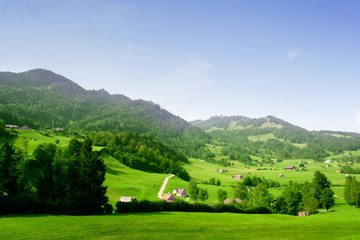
top-left (1, 209), bottom-right (360, 240)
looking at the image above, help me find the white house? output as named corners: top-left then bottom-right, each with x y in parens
top-left (172, 189), bottom-right (188, 197)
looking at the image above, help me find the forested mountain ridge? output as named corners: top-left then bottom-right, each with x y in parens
top-left (191, 115), bottom-right (295, 131)
top-left (192, 115), bottom-right (360, 163)
top-left (0, 69), bottom-right (209, 156)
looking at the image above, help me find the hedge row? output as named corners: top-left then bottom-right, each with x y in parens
top-left (116, 200), bottom-right (271, 214)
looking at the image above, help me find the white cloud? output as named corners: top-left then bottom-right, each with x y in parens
top-left (160, 54), bottom-right (212, 86)
top-left (287, 49), bottom-right (302, 61)
top-left (356, 109), bottom-right (360, 128)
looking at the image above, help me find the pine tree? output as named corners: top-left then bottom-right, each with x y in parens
top-left (0, 141), bottom-right (22, 196)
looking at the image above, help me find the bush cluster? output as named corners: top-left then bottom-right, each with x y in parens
top-left (116, 200), bottom-right (271, 214)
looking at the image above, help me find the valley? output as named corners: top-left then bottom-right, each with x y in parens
top-left (1, 70), bottom-right (360, 239)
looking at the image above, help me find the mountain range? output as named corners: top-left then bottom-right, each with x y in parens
top-left (1, 69), bottom-right (360, 161)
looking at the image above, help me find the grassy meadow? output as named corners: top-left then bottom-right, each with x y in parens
top-left (4, 129), bottom-right (360, 239)
top-left (2, 209), bottom-right (360, 239)
top-left (9, 129), bottom-right (360, 205)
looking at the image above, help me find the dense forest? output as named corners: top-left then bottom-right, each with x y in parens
top-left (0, 133), bottom-right (109, 214)
top-left (89, 131), bottom-right (190, 181)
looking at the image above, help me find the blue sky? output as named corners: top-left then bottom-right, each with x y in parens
top-left (1, 0), bottom-right (360, 132)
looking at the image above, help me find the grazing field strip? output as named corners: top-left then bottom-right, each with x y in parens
top-left (1, 209), bottom-right (360, 239)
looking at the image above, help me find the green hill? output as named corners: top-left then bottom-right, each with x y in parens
top-left (0, 69), bottom-right (209, 156)
top-left (191, 115), bottom-right (360, 163)
top-left (191, 115), bottom-right (294, 130)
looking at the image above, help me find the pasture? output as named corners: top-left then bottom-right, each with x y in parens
top-left (1, 209), bottom-right (360, 239)
top-left (6, 130), bottom-right (359, 207)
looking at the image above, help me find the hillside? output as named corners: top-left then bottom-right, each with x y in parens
top-left (191, 115), bottom-right (360, 163)
top-left (191, 115), bottom-right (294, 131)
top-left (0, 69), bottom-right (209, 156)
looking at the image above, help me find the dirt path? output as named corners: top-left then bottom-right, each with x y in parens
top-left (158, 174), bottom-right (175, 199)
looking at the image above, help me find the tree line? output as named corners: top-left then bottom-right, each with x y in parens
top-left (89, 131), bottom-right (191, 181)
top-left (0, 137), bottom-right (109, 215)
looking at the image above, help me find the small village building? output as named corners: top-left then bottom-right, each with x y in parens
top-left (173, 189), bottom-right (188, 197)
top-left (324, 159), bottom-right (333, 164)
top-left (56, 128), bottom-right (64, 131)
top-left (6, 125), bottom-right (19, 130)
top-left (119, 196), bottom-right (138, 202)
top-left (279, 173), bottom-right (284, 178)
top-left (286, 166), bottom-right (296, 171)
top-left (218, 169), bottom-right (224, 173)
top-left (162, 193), bottom-right (176, 202)
top-left (20, 125), bottom-right (30, 130)
top-left (223, 198), bottom-right (242, 204)
top-left (336, 170), bottom-right (343, 174)
top-left (232, 175), bottom-right (243, 180)
top-left (298, 211), bottom-right (308, 216)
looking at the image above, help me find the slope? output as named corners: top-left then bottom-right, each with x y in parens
top-left (0, 69), bottom-right (209, 155)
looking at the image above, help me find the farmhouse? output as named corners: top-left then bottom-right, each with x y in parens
top-left (6, 125), bottom-right (19, 130)
top-left (285, 166), bottom-right (296, 171)
top-left (279, 173), bottom-right (284, 178)
top-left (223, 198), bottom-right (242, 204)
top-left (56, 127), bottom-right (64, 131)
top-left (6, 125), bottom-right (30, 130)
top-left (336, 170), bottom-right (343, 174)
top-left (173, 188), bottom-right (187, 197)
top-left (298, 211), bottom-right (308, 216)
top-left (218, 169), bottom-right (224, 173)
top-left (119, 196), bottom-right (138, 202)
top-left (232, 175), bottom-right (243, 180)
top-left (162, 193), bottom-right (176, 202)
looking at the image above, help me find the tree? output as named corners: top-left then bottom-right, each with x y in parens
top-left (209, 177), bottom-right (216, 185)
top-left (234, 181), bottom-right (249, 200)
top-left (198, 188), bottom-right (209, 202)
top-left (282, 185), bottom-right (302, 215)
top-left (345, 176), bottom-right (360, 208)
top-left (217, 189), bottom-right (227, 202)
top-left (312, 170), bottom-right (331, 205)
top-left (31, 143), bottom-right (58, 201)
top-left (0, 141), bottom-right (22, 196)
top-left (248, 183), bottom-right (274, 210)
top-left (321, 188), bottom-right (335, 211)
top-left (302, 197), bottom-right (319, 214)
top-left (64, 138), bottom-right (108, 214)
top-left (188, 179), bottom-right (199, 201)
top-left (243, 176), bottom-right (252, 186)
top-left (0, 119), bottom-right (5, 138)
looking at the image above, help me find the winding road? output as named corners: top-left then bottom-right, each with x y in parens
top-left (157, 174), bottom-right (175, 199)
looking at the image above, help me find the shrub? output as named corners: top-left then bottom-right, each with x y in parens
top-left (103, 203), bottom-right (114, 214)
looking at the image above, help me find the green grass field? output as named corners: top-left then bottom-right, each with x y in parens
top-left (3, 129), bottom-right (360, 239)
top-left (102, 151), bottom-right (168, 205)
top-left (2, 209), bottom-right (360, 239)
top-left (8, 130), bottom-right (359, 206)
